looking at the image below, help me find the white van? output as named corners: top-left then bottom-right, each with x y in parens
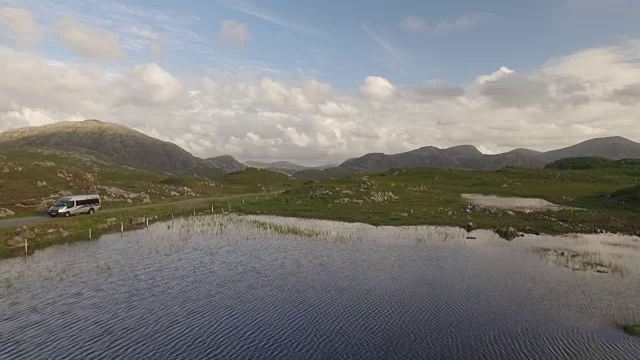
top-left (49, 195), bottom-right (101, 217)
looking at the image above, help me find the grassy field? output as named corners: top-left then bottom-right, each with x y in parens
top-left (1, 153), bottom-right (639, 259)
top-left (238, 166), bottom-right (640, 235)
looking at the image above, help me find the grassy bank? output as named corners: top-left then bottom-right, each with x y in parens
top-left (0, 193), bottom-right (278, 259)
top-left (2, 165), bottom-right (639, 260)
top-left (623, 324), bottom-right (640, 337)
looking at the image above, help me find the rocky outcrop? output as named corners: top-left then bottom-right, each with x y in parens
top-left (6, 226), bottom-right (35, 247)
top-left (0, 208), bottom-right (15, 218)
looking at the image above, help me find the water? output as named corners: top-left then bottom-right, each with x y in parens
top-left (462, 193), bottom-right (573, 212)
top-left (1, 215), bottom-right (639, 359)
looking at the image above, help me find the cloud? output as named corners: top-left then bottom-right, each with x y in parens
top-left (148, 38), bottom-right (164, 55)
top-left (359, 76), bottom-right (396, 101)
top-left (56, 17), bottom-right (125, 60)
top-left (361, 22), bottom-right (406, 62)
top-left (413, 81), bottom-right (465, 99)
top-left (0, 7), bottom-right (39, 45)
top-left (217, 20), bottom-right (250, 48)
top-left (1, 41), bottom-right (640, 163)
top-left (219, 0), bottom-right (320, 35)
top-left (401, 16), bottom-right (427, 32)
top-left (401, 12), bottom-right (496, 34)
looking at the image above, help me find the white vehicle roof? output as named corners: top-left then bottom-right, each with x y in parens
top-left (57, 195), bottom-right (101, 201)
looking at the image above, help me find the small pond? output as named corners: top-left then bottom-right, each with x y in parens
top-left (462, 193), bottom-right (574, 212)
top-left (0, 215), bottom-right (639, 359)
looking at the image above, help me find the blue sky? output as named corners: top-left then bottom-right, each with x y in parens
top-left (1, 0), bottom-right (640, 164)
top-left (15, 0), bottom-right (640, 88)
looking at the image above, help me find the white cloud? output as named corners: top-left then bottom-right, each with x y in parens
top-left (219, 0), bottom-right (320, 35)
top-left (1, 41), bottom-right (640, 163)
top-left (359, 76), bottom-right (396, 101)
top-left (218, 20), bottom-right (250, 48)
top-left (56, 16), bottom-right (125, 60)
top-left (401, 16), bottom-right (427, 32)
top-left (361, 22), bottom-right (406, 63)
top-left (0, 7), bottom-right (39, 45)
top-left (401, 12), bottom-right (496, 34)
top-left (129, 63), bottom-right (183, 105)
top-left (148, 38), bottom-right (164, 55)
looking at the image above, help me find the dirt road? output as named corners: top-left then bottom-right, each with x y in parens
top-left (0, 192), bottom-right (276, 229)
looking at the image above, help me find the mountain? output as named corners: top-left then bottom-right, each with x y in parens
top-left (301, 136), bottom-right (640, 178)
top-left (0, 120), bottom-right (245, 176)
top-left (540, 137), bottom-right (640, 163)
top-left (245, 160), bottom-right (336, 175)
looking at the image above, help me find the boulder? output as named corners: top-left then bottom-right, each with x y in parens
top-left (142, 198), bottom-right (152, 204)
top-left (496, 227), bottom-right (518, 241)
top-left (465, 222), bottom-right (477, 232)
top-left (0, 208), bottom-right (15, 218)
top-left (131, 217), bottom-right (146, 225)
top-left (6, 236), bottom-right (25, 247)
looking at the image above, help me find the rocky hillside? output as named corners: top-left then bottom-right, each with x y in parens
top-left (0, 120), bottom-right (245, 176)
top-left (299, 136), bottom-right (640, 178)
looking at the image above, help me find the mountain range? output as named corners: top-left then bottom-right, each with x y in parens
top-left (244, 160), bottom-right (336, 175)
top-left (1, 120), bottom-right (640, 179)
top-left (295, 136), bottom-right (640, 178)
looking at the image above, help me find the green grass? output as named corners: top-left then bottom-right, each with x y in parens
top-left (236, 167), bottom-right (640, 235)
top-left (623, 324), bottom-right (640, 337)
top-left (2, 158), bottom-right (639, 259)
top-left (0, 192), bottom-right (278, 259)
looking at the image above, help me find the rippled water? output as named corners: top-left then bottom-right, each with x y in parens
top-left (1, 215), bottom-right (639, 359)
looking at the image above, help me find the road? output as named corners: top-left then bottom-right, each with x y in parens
top-left (0, 192), bottom-right (277, 229)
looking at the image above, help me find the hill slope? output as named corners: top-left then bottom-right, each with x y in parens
top-left (0, 120), bottom-right (245, 176)
top-left (540, 137), bottom-right (640, 163)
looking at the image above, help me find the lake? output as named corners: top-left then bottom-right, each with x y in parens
top-left (1, 215), bottom-right (639, 359)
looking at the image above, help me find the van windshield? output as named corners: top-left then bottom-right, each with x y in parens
top-left (54, 200), bottom-right (74, 208)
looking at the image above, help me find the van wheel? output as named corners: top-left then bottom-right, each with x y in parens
top-left (88, 208), bottom-right (95, 214)
top-left (64, 212), bottom-right (70, 217)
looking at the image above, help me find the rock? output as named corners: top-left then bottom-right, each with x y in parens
top-left (6, 237), bottom-right (25, 247)
top-left (142, 198), bottom-right (152, 204)
top-left (131, 217), bottom-right (146, 225)
top-left (496, 227), bottom-right (518, 241)
top-left (524, 226), bottom-right (540, 236)
top-left (126, 199), bottom-right (133, 203)
top-left (47, 228), bottom-right (69, 237)
top-left (36, 181), bottom-right (47, 187)
top-left (506, 210), bottom-right (516, 216)
top-left (0, 208), bottom-right (15, 218)
top-left (465, 222), bottom-right (477, 232)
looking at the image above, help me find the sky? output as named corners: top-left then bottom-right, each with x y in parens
top-left (1, 0), bottom-right (640, 165)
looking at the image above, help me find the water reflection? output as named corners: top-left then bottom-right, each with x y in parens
top-left (0, 215), bottom-right (638, 359)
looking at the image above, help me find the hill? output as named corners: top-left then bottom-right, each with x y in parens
top-left (0, 120), bottom-right (245, 176)
top-left (299, 137), bottom-right (640, 179)
top-left (540, 137), bottom-right (640, 163)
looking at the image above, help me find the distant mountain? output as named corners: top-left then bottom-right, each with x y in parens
top-left (0, 120), bottom-right (245, 177)
top-left (540, 137), bottom-right (640, 163)
top-left (299, 136), bottom-right (640, 178)
top-left (245, 160), bottom-right (336, 175)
